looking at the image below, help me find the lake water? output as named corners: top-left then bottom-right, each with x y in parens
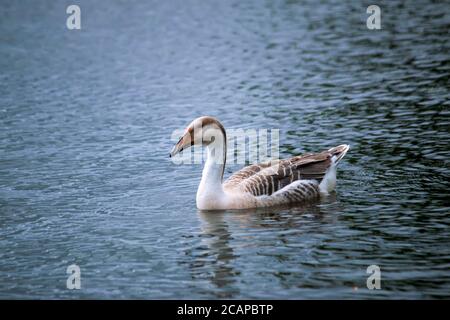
top-left (0, 0), bottom-right (449, 299)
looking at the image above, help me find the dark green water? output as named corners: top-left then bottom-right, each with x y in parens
top-left (0, 0), bottom-right (449, 298)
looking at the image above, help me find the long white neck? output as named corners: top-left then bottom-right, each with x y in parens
top-left (196, 138), bottom-right (227, 209)
top-left (198, 144), bottom-right (226, 192)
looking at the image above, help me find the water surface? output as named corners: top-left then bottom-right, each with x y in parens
top-left (0, 0), bottom-right (449, 299)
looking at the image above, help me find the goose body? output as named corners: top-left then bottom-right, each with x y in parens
top-left (170, 116), bottom-right (349, 210)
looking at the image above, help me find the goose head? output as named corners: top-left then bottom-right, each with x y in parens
top-left (170, 116), bottom-right (226, 158)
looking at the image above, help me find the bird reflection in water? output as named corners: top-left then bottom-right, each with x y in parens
top-left (181, 194), bottom-right (340, 298)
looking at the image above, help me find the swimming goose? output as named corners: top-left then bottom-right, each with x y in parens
top-left (170, 116), bottom-right (349, 210)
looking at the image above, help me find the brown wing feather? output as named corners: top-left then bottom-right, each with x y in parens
top-left (223, 145), bottom-right (348, 196)
top-left (222, 162), bottom-right (273, 189)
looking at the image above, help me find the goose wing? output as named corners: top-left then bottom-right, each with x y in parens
top-left (223, 145), bottom-right (348, 197)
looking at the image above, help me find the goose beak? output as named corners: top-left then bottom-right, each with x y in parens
top-left (169, 143), bottom-right (181, 158)
top-left (169, 133), bottom-right (190, 158)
